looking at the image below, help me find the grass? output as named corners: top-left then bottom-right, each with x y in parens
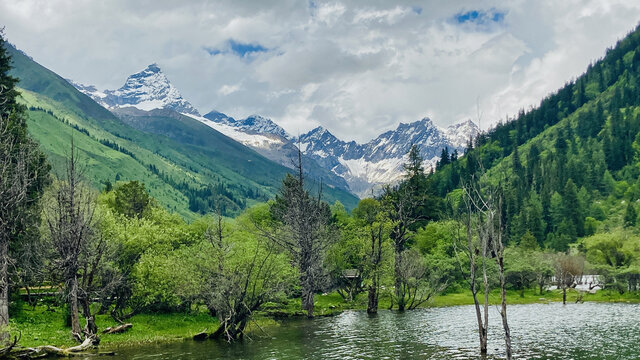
top-left (10, 288), bottom-right (640, 349)
top-left (10, 305), bottom-right (215, 349)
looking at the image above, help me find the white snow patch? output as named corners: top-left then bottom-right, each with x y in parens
top-left (183, 113), bottom-right (284, 149)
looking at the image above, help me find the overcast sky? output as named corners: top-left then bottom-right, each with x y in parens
top-left (2, 1), bottom-right (640, 142)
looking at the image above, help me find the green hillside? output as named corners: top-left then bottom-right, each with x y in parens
top-left (431, 24), bottom-right (640, 250)
top-left (7, 45), bottom-right (359, 218)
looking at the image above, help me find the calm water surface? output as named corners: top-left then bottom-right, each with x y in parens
top-left (104, 303), bottom-right (640, 359)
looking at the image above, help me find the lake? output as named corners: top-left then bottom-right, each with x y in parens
top-left (103, 302), bottom-right (640, 359)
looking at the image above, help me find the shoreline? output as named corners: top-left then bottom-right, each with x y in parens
top-left (11, 288), bottom-right (640, 351)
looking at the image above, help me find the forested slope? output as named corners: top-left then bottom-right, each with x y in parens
top-left (6, 44), bottom-right (359, 218)
top-left (432, 24), bottom-right (640, 251)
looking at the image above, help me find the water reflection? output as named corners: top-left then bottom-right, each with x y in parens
top-left (103, 302), bottom-right (640, 359)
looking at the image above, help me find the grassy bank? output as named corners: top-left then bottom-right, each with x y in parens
top-left (10, 306), bottom-right (216, 348)
top-left (10, 289), bottom-right (640, 349)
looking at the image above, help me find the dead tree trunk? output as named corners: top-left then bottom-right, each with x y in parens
top-left (480, 230), bottom-right (489, 355)
top-left (492, 195), bottom-right (512, 360)
top-left (260, 146), bottom-right (333, 319)
top-left (45, 140), bottom-right (96, 342)
top-left (367, 224), bottom-right (383, 314)
top-left (68, 272), bottom-right (82, 341)
top-left (0, 241), bottom-right (8, 340)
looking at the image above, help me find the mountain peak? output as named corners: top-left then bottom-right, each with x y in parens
top-left (444, 119), bottom-right (480, 148)
top-left (202, 111), bottom-right (290, 139)
top-left (68, 63), bottom-right (200, 116)
top-left (145, 63), bottom-right (162, 73)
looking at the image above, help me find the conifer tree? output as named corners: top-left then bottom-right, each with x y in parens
top-left (0, 31), bottom-right (49, 340)
top-left (624, 202), bottom-right (637, 228)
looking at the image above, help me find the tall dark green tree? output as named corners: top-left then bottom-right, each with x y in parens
top-left (113, 181), bottom-right (150, 219)
top-left (383, 145), bottom-right (441, 310)
top-left (0, 31), bottom-right (49, 340)
top-left (563, 179), bottom-right (584, 238)
top-left (624, 201), bottom-right (637, 228)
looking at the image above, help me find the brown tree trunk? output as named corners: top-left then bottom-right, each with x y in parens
top-left (81, 295), bottom-right (98, 337)
top-left (562, 287), bottom-right (567, 305)
top-left (302, 289), bottom-right (314, 318)
top-left (498, 257), bottom-right (512, 360)
top-left (481, 256), bottom-right (489, 354)
top-left (395, 250), bottom-right (405, 311)
top-left (367, 276), bottom-right (379, 314)
top-left (0, 240), bottom-right (8, 342)
top-left (69, 274), bottom-right (82, 341)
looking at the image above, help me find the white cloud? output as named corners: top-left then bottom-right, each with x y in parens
top-left (218, 83), bottom-right (241, 96)
top-left (1, 0), bottom-right (639, 142)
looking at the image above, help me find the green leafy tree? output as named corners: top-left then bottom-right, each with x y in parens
top-left (383, 145), bottom-right (441, 310)
top-left (113, 181), bottom-right (151, 219)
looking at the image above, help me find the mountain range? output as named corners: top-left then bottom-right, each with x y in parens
top-left (7, 43), bottom-right (359, 218)
top-left (70, 64), bottom-right (479, 196)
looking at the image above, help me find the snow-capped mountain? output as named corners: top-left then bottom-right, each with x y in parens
top-left (203, 111), bottom-right (290, 139)
top-left (71, 64), bottom-right (200, 116)
top-left (443, 119), bottom-right (480, 149)
top-left (299, 118), bottom-right (479, 197)
top-left (68, 65), bottom-right (479, 198)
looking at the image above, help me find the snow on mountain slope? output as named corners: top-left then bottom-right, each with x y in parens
top-left (70, 64), bottom-right (200, 116)
top-left (184, 113), bottom-right (285, 149)
top-left (443, 119), bottom-right (480, 149)
top-left (299, 118), bottom-right (479, 197)
top-left (68, 64), bottom-right (480, 198)
top-left (202, 111), bottom-right (290, 139)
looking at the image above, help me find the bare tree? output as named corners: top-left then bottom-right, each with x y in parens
top-left (264, 148), bottom-right (333, 318)
top-left (396, 249), bottom-right (447, 310)
top-left (44, 140), bottom-right (97, 342)
top-left (455, 178), bottom-right (489, 355)
top-left (460, 174), bottom-right (512, 359)
top-left (555, 253), bottom-right (584, 305)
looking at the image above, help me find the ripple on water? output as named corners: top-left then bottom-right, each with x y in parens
top-left (108, 303), bottom-right (640, 360)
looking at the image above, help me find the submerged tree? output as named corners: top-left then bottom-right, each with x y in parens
top-left (206, 208), bottom-right (294, 341)
top-left (0, 31), bottom-right (49, 342)
top-left (459, 171), bottom-right (512, 359)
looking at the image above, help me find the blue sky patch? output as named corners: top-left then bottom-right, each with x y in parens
top-left (205, 39), bottom-right (268, 58)
top-left (454, 9), bottom-right (505, 28)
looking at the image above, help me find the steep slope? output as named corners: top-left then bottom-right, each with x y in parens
top-left (70, 65), bottom-right (353, 193)
top-left (203, 111), bottom-right (290, 139)
top-left (432, 24), bottom-right (640, 251)
top-left (299, 118), bottom-right (479, 196)
top-left (7, 44), bottom-right (359, 216)
top-left (71, 64), bottom-right (200, 116)
top-left (112, 107), bottom-right (351, 191)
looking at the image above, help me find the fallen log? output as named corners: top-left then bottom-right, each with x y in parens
top-left (20, 335), bottom-right (97, 357)
top-left (192, 329), bottom-right (209, 341)
top-left (102, 323), bottom-right (132, 335)
top-left (0, 333), bottom-right (19, 357)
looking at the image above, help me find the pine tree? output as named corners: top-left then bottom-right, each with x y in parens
top-left (624, 201), bottom-right (637, 228)
top-left (562, 179), bottom-right (584, 238)
top-left (0, 31), bottom-right (49, 340)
